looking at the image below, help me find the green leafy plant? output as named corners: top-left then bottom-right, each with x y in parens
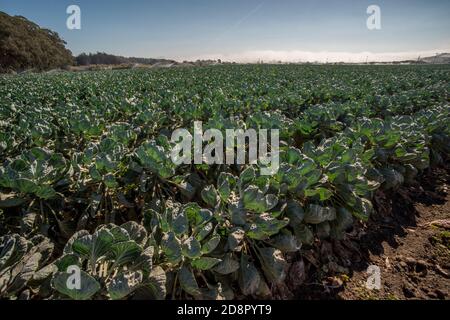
top-left (0, 234), bottom-right (55, 299)
top-left (52, 222), bottom-right (166, 300)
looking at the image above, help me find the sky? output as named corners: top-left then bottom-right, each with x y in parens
top-left (1, 0), bottom-right (450, 62)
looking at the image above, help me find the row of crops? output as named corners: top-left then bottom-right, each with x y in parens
top-left (0, 65), bottom-right (449, 300)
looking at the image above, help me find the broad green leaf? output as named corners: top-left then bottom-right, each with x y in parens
top-left (181, 237), bottom-right (202, 260)
top-left (292, 223), bottom-right (314, 245)
top-left (247, 214), bottom-right (289, 240)
top-left (172, 212), bottom-right (189, 236)
top-left (107, 271), bottom-right (143, 300)
top-left (285, 200), bottom-right (305, 225)
top-left (131, 246), bottom-right (153, 275)
top-left (239, 255), bottom-right (260, 296)
top-left (72, 235), bottom-right (93, 257)
top-left (304, 204), bottom-right (336, 224)
top-left (201, 185), bottom-right (219, 207)
top-left (195, 222), bottom-right (213, 242)
top-left (226, 228), bottom-right (245, 251)
top-left (352, 197), bottom-right (373, 221)
top-left (229, 201), bottom-right (246, 226)
top-left (191, 257), bottom-right (221, 270)
top-left (242, 185), bottom-right (278, 213)
top-left (91, 229), bottom-right (115, 262)
top-left (178, 266), bottom-right (200, 297)
top-left (7, 251), bottom-right (41, 295)
top-left (135, 266), bottom-right (167, 300)
top-left (109, 226), bottom-right (130, 243)
top-left (267, 232), bottom-right (300, 252)
top-left (161, 232), bottom-right (182, 265)
top-left (217, 173), bottom-right (236, 202)
top-left (257, 247), bottom-right (287, 284)
top-left (304, 187), bottom-right (333, 201)
top-left (54, 254), bottom-right (80, 272)
top-left (63, 230), bottom-right (90, 255)
top-left (110, 241), bottom-right (142, 268)
top-left (53, 270), bottom-right (100, 300)
top-left (201, 235), bottom-right (221, 254)
top-left (35, 185), bottom-right (57, 199)
top-left (121, 221), bottom-right (147, 245)
top-left (238, 166), bottom-right (255, 190)
top-left (213, 254), bottom-right (240, 275)
top-left (183, 203), bottom-right (213, 227)
top-left (16, 178), bottom-right (38, 194)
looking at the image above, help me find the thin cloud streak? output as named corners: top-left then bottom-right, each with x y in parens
top-left (232, 0), bottom-right (266, 30)
top-left (207, 1), bottom-right (266, 52)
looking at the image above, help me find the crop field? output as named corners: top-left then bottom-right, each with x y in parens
top-left (0, 64), bottom-right (449, 300)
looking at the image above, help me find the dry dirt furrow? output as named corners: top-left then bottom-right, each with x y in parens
top-left (338, 167), bottom-right (450, 300)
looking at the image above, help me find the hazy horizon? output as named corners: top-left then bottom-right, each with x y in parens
top-left (2, 0), bottom-right (450, 62)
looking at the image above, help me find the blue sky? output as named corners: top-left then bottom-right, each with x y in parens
top-left (1, 0), bottom-right (449, 61)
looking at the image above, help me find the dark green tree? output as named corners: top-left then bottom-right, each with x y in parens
top-left (0, 12), bottom-right (74, 72)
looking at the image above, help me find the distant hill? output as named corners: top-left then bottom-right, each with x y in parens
top-left (0, 11), bottom-right (73, 72)
top-left (420, 53), bottom-right (450, 64)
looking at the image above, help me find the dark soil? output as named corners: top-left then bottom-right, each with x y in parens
top-left (295, 165), bottom-right (450, 300)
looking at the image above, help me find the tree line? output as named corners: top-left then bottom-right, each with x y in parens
top-left (75, 52), bottom-right (176, 66)
top-left (0, 12), bottom-right (74, 72)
